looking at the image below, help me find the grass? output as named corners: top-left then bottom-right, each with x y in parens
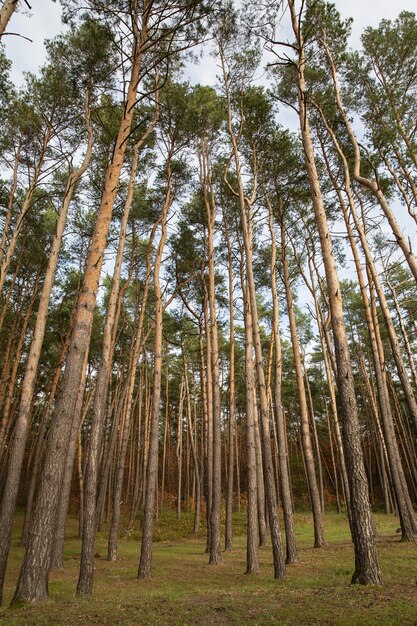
top-left (1, 509), bottom-right (417, 625)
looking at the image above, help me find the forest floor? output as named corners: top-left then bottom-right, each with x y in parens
top-left (1, 510), bottom-right (417, 625)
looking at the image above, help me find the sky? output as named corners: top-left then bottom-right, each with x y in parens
top-left (3, 0), bottom-right (417, 87)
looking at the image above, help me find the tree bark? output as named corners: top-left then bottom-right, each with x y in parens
top-left (0, 0), bottom-right (18, 37)
top-left (288, 0), bottom-right (382, 585)
top-left (0, 101), bottom-right (93, 604)
top-left (224, 214), bottom-right (235, 551)
top-left (222, 47), bottom-right (285, 578)
top-left (77, 113), bottom-right (156, 592)
top-left (11, 9), bottom-right (146, 602)
top-left (242, 279), bottom-right (260, 575)
top-left (138, 158), bottom-right (172, 580)
top-left (281, 216), bottom-right (325, 548)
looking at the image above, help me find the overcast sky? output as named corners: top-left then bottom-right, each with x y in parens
top-left (3, 0), bottom-right (417, 87)
top-left (3, 0), bottom-right (415, 324)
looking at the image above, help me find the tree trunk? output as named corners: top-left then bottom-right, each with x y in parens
top-left (184, 361), bottom-right (201, 533)
top-left (199, 140), bottom-right (222, 564)
top-left (315, 104), bottom-right (417, 540)
top-left (224, 214), bottom-right (235, 551)
top-left (50, 368), bottom-right (91, 571)
top-left (0, 100), bottom-right (93, 604)
top-left (288, 0), bottom-right (382, 585)
top-left (242, 280), bottom-right (260, 575)
top-left (264, 192), bottom-right (297, 563)
top-left (77, 120), bottom-right (156, 592)
top-left (137, 159), bottom-right (172, 580)
top-left (281, 218), bottom-right (325, 548)
top-left (0, 0), bottom-right (18, 36)
top-left (176, 378), bottom-right (184, 520)
top-left (222, 47), bottom-right (285, 578)
top-left (11, 14), bottom-right (146, 602)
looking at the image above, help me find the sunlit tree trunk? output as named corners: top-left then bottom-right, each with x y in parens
top-left (241, 274), bottom-right (260, 575)
top-left (11, 7), bottom-right (147, 602)
top-left (0, 102), bottom-right (93, 604)
top-left (77, 111), bottom-right (157, 591)
top-left (264, 191), bottom-right (297, 562)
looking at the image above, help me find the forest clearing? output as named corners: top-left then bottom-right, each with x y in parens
top-left (1, 511), bottom-right (416, 625)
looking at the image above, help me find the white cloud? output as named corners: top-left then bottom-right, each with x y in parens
top-left (3, 0), bottom-right (65, 86)
top-left (333, 0), bottom-right (417, 49)
top-left (3, 1), bottom-right (416, 88)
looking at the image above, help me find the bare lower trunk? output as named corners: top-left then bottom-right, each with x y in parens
top-left (315, 106), bottom-right (416, 540)
top-left (199, 141), bottom-right (222, 565)
top-left (224, 216), bottom-right (235, 551)
top-left (242, 281), bottom-right (260, 575)
top-left (184, 362), bottom-right (201, 533)
top-left (50, 374), bottom-right (91, 571)
top-left (159, 366), bottom-right (169, 515)
top-left (176, 379), bottom-right (184, 520)
top-left (222, 47), bottom-right (285, 578)
top-left (77, 123), bottom-right (156, 591)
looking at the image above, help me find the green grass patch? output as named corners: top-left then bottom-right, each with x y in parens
top-left (1, 510), bottom-right (417, 625)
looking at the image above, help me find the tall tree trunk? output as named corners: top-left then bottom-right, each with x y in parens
top-left (176, 378), bottom-right (184, 520)
top-left (280, 217), bottom-right (325, 548)
top-left (222, 47), bottom-right (285, 578)
top-left (253, 403), bottom-right (267, 546)
top-left (11, 10), bottom-right (147, 602)
top-left (224, 214), bottom-right (235, 551)
top-left (137, 158), bottom-right (172, 580)
top-left (199, 140), bottom-right (222, 564)
top-left (0, 105), bottom-right (92, 602)
top-left (95, 381), bottom-right (127, 531)
top-left (264, 191), bottom-right (297, 563)
top-left (242, 279), bottom-right (260, 575)
top-left (203, 293), bottom-right (213, 553)
top-left (77, 112), bottom-right (157, 592)
top-left (107, 226), bottom-right (156, 562)
top-left (304, 249), bottom-right (350, 513)
top-left (50, 368), bottom-right (91, 570)
top-left (288, 0), bottom-right (382, 585)
top-left (184, 359), bottom-right (201, 533)
top-left (315, 105), bottom-right (417, 539)
top-left (20, 311), bottom-right (76, 547)
top-left (160, 364), bottom-right (169, 515)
